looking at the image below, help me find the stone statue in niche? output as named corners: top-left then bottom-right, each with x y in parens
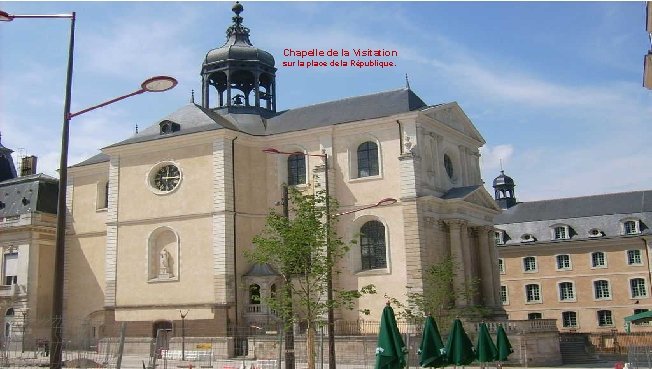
top-left (404, 133), bottom-right (413, 153)
top-left (159, 249), bottom-right (172, 278)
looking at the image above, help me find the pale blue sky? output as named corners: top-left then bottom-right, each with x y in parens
top-left (1, 1), bottom-right (650, 201)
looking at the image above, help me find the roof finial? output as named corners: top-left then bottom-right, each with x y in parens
top-left (499, 158), bottom-right (504, 173)
top-left (227, 1), bottom-right (249, 38)
top-left (135, 124), bottom-right (139, 134)
top-left (190, 89), bottom-right (195, 104)
top-left (405, 73), bottom-right (411, 90)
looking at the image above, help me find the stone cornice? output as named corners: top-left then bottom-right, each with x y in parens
top-left (102, 130), bottom-right (237, 157)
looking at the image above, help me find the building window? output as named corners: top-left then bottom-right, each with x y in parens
top-left (360, 221), bottom-right (386, 271)
top-left (2, 252), bottom-right (17, 286)
top-left (559, 282), bottom-right (575, 301)
top-left (628, 250), bottom-right (642, 265)
top-left (588, 228), bottom-right (603, 238)
top-left (623, 220), bottom-right (640, 235)
top-left (525, 284), bottom-right (541, 303)
top-left (597, 310), bottom-right (613, 327)
top-left (521, 233), bottom-right (535, 243)
top-left (443, 154), bottom-right (454, 179)
top-left (357, 142), bottom-right (379, 178)
top-left (523, 256), bottom-right (537, 272)
top-left (591, 252), bottom-right (606, 268)
top-left (630, 278), bottom-right (648, 298)
top-left (495, 231), bottom-right (505, 245)
top-left (528, 312), bottom-right (542, 320)
top-left (249, 284), bottom-right (261, 304)
top-left (634, 309), bottom-right (650, 325)
top-left (556, 254), bottom-right (571, 270)
top-left (594, 280), bottom-right (611, 300)
top-left (553, 225), bottom-right (569, 240)
top-left (287, 154), bottom-right (306, 186)
top-left (500, 285), bottom-right (508, 305)
top-left (498, 258), bottom-right (505, 274)
top-left (562, 311), bottom-right (578, 328)
top-left (96, 180), bottom-right (109, 210)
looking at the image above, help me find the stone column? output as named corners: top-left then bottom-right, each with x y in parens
top-left (476, 226), bottom-right (496, 307)
top-left (445, 219), bottom-right (467, 307)
top-left (487, 228), bottom-right (503, 306)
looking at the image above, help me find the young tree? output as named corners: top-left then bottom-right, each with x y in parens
top-left (247, 187), bottom-right (365, 369)
top-left (387, 257), bottom-right (488, 332)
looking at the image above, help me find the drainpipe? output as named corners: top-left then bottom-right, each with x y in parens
top-left (231, 136), bottom-right (238, 329)
top-left (396, 120), bottom-right (403, 154)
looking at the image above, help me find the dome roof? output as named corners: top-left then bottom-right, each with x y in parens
top-left (203, 2), bottom-right (275, 67)
top-left (493, 170), bottom-right (515, 187)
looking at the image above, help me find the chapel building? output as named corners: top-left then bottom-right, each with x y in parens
top-left (63, 2), bottom-right (504, 343)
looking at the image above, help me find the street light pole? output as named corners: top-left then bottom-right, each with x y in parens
top-left (180, 310), bottom-right (189, 361)
top-left (2, 11), bottom-right (177, 368)
top-left (263, 148), bottom-right (397, 369)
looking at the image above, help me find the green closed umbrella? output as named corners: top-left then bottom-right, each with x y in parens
top-left (496, 324), bottom-right (514, 362)
top-left (445, 319), bottom-right (475, 366)
top-left (375, 303), bottom-right (407, 369)
top-left (475, 322), bottom-right (498, 365)
top-left (418, 316), bottom-right (447, 367)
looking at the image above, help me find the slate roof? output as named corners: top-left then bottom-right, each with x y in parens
top-left (496, 190), bottom-right (652, 224)
top-left (72, 88), bottom-right (429, 167)
top-left (0, 174), bottom-right (59, 217)
top-left (244, 263), bottom-right (280, 277)
top-left (441, 185), bottom-right (481, 200)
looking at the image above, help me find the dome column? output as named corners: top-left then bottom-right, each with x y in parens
top-left (226, 71), bottom-right (232, 108)
top-left (254, 71), bottom-right (261, 108)
top-left (271, 80), bottom-right (276, 111)
top-left (202, 75), bottom-right (210, 107)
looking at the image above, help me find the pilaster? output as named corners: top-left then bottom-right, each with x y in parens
top-left (476, 226), bottom-right (497, 307)
top-left (104, 156), bottom-right (119, 307)
top-left (212, 138), bottom-right (235, 305)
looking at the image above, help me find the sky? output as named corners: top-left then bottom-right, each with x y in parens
top-left (1, 1), bottom-right (651, 201)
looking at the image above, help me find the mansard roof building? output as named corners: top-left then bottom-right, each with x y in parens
top-left (493, 173), bottom-right (652, 332)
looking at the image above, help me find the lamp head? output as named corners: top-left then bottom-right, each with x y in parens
top-left (0, 10), bottom-right (14, 21)
top-left (141, 76), bottom-right (177, 92)
top-left (262, 148), bottom-right (281, 154)
top-left (376, 198), bottom-right (397, 207)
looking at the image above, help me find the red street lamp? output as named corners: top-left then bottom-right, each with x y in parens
top-left (263, 147), bottom-right (397, 369)
top-left (1, 9), bottom-right (177, 369)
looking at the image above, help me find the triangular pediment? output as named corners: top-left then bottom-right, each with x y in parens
top-left (442, 185), bottom-right (501, 211)
top-left (463, 187), bottom-right (501, 211)
top-left (421, 102), bottom-right (485, 144)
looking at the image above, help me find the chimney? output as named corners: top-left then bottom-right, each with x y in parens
top-left (20, 155), bottom-right (37, 176)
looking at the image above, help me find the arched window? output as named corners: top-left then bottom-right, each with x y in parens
top-left (5, 308), bottom-right (13, 317)
top-left (360, 221), bottom-right (386, 271)
top-left (287, 154), bottom-right (306, 186)
top-left (443, 154), bottom-right (454, 179)
top-left (249, 284), bottom-right (261, 304)
top-left (270, 284), bottom-right (277, 299)
top-left (357, 142), bottom-right (379, 178)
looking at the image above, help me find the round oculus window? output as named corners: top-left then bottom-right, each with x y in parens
top-left (443, 154), bottom-right (454, 179)
top-left (152, 164), bottom-right (181, 192)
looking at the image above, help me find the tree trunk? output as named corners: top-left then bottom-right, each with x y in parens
top-left (306, 324), bottom-right (316, 369)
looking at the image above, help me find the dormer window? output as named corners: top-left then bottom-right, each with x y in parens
top-left (521, 233), bottom-right (535, 243)
top-left (588, 228), bottom-right (603, 238)
top-left (552, 224), bottom-right (571, 240)
top-left (494, 230), bottom-right (505, 245)
top-left (159, 120), bottom-right (180, 135)
top-left (622, 219), bottom-right (641, 236)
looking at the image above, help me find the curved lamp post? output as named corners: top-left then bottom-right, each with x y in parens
top-left (1, 9), bottom-right (177, 369)
top-left (263, 147), bottom-right (397, 369)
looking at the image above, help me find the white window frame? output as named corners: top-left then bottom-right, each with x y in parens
top-left (495, 230), bottom-right (505, 246)
top-left (556, 254), bottom-right (572, 271)
top-left (597, 310), bottom-right (614, 327)
top-left (527, 312), bottom-right (543, 320)
top-left (498, 258), bottom-right (505, 274)
top-left (593, 279), bottom-right (612, 301)
top-left (525, 283), bottom-right (542, 304)
top-left (523, 256), bottom-right (537, 273)
top-left (621, 219), bottom-right (641, 236)
top-left (630, 277), bottom-right (648, 299)
top-left (500, 285), bottom-right (509, 305)
top-left (347, 136), bottom-right (383, 182)
top-left (558, 281), bottom-right (576, 302)
top-left (551, 224), bottom-right (570, 240)
top-left (627, 250), bottom-right (643, 266)
top-left (591, 251), bottom-right (607, 269)
top-left (562, 311), bottom-right (578, 328)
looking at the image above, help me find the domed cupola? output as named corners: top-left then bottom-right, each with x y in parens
top-left (0, 133), bottom-right (18, 182)
top-left (493, 170), bottom-right (516, 209)
top-left (201, 2), bottom-right (277, 114)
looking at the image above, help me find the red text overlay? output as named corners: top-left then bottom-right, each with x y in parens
top-left (281, 48), bottom-right (398, 69)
